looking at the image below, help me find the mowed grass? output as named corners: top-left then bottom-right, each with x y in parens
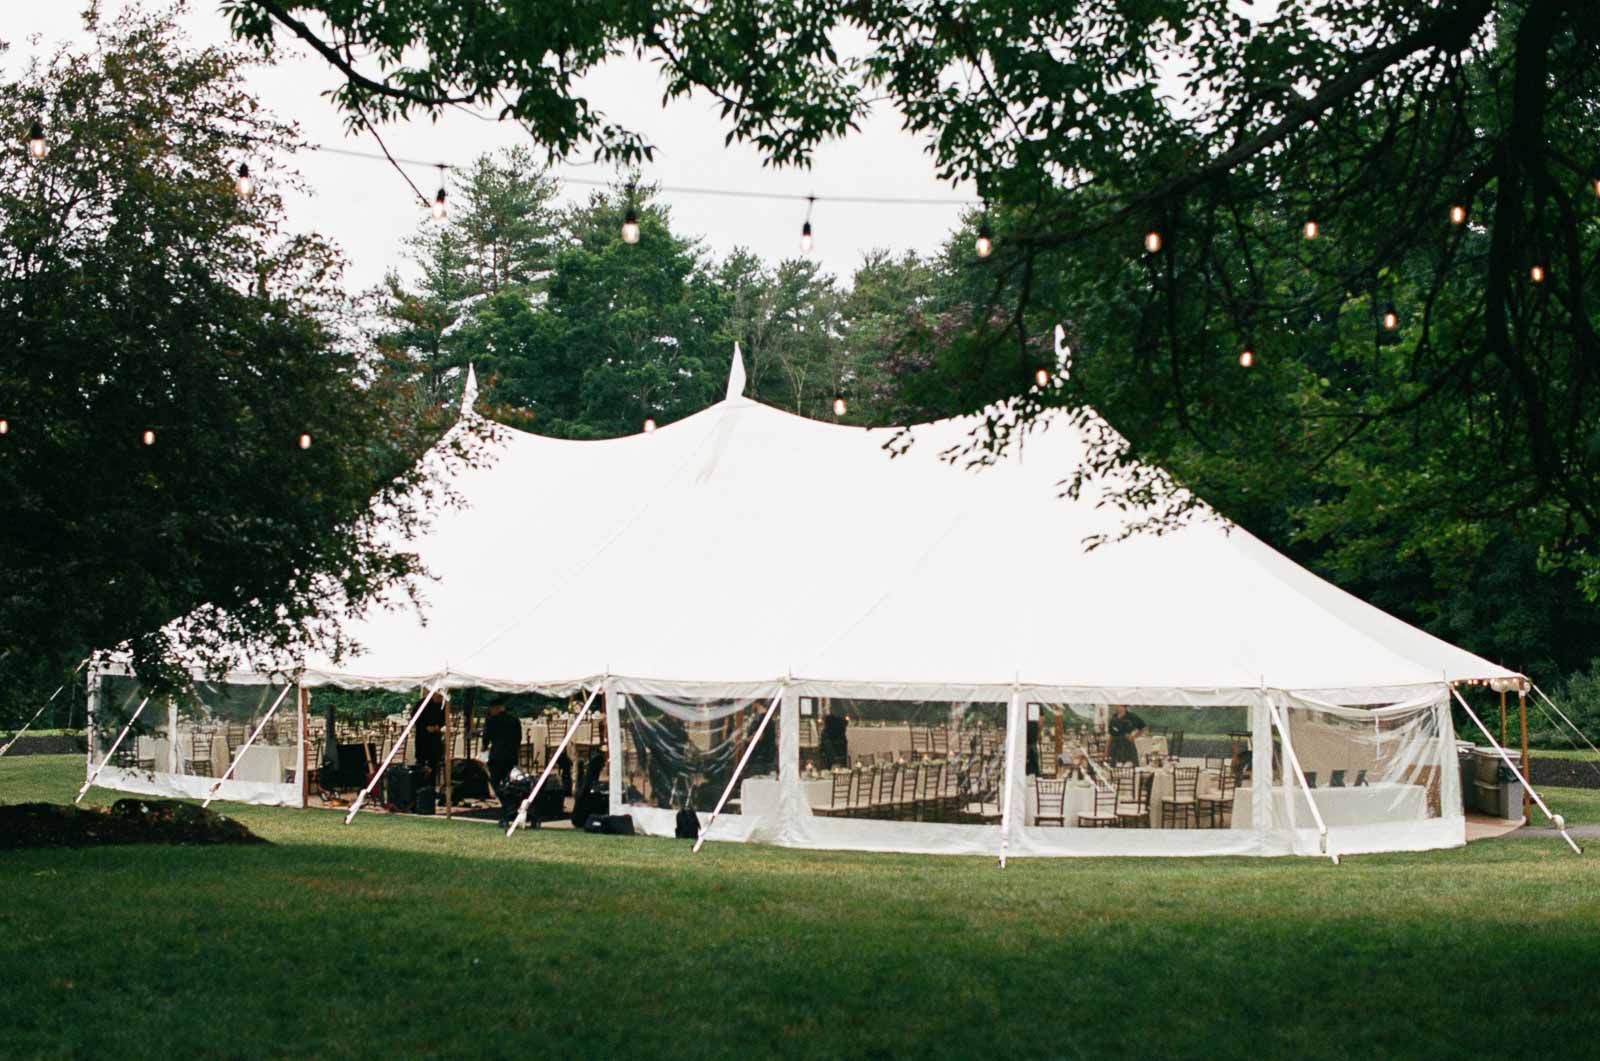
top-left (2, 756), bottom-right (1599, 1059)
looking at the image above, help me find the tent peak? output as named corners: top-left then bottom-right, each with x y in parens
top-left (460, 364), bottom-right (479, 416)
top-left (726, 343), bottom-right (747, 401)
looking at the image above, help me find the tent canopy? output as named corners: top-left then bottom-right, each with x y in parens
top-left (213, 350), bottom-right (1516, 703)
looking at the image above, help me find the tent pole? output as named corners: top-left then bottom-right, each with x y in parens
top-left (444, 691), bottom-right (453, 821)
top-left (1519, 689), bottom-right (1530, 818)
top-left (507, 685), bottom-right (602, 836)
top-left (1268, 699), bottom-right (1334, 864)
top-left (1499, 689), bottom-right (1507, 748)
top-left (202, 684), bottom-right (293, 807)
top-left (345, 681), bottom-right (443, 824)
top-left (0, 658), bottom-right (89, 757)
top-left (298, 684), bottom-right (309, 808)
top-left (77, 694), bottom-right (150, 804)
top-left (693, 688), bottom-right (784, 854)
top-left (1450, 684), bottom-right (1579, 854)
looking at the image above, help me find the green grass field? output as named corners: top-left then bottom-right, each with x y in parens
top-left (3, 755), bottom-right (1599, 1059)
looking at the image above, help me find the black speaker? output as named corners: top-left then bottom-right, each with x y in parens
top-left (413, 784), bottom-right (436, 815)
top-left (384, 765), bottom-right (416, 811)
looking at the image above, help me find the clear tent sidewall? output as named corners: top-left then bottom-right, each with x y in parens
top-left (83, 664), bottom-right (1466, 859)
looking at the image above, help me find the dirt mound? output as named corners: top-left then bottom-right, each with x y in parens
top-left (0, 799), bottom-right (268, 849)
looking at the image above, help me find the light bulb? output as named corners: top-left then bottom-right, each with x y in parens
top-left (1239, 349), bottom-right (1254, 368)
top-left (975, 221), bottom-right (994, 259)
top-left (621, 207), bottom-right (640, 244)
top-left (235, 163), bottom-right (253, 198)
top-left (1034, 367), bottom-right (1050, 387)
top-left (26, 120), bottom-right (45, 160)
top-left (1143, 230), bottom-right (1162, 254)
top-left (142, 429), bottom-right (155, 446)
top-left (0, 417), bottom-right (8, 434)
top-left (1382, 309), bottom-right (1399, 331)
top-left (1449, 204), bottom-right (1467, 225)
top-left (643, 418), bottom-right (656, 433)
top-left (432, 187), bottom-right (447, 220)
top-left (1592, 177), bottom-right (1600, 199)
top-left (801, 220), bottom-right (814, 254)
top-left (832, 394), bottom-right (847, 417)
top-left (1302, 219), bottom-right (1319, 240)
top-left (1530, 264), bottom-right (1545, 284)
top-left (298, 433), bottom-right (312, 450)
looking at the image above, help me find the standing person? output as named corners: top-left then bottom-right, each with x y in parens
top-left (1108, 704), bottom-right (1147, 767)
top-left (414, 691), bottom-right (446, 782)
top-left (482, 699), bottom-right (521, 828)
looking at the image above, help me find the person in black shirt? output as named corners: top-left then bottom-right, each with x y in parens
top-left (482, 699), bottom-right (521, 827)
top-left (1108, 704), bottom-right (1147, 767)
top-left (414, 691), bottom-right (446, 781)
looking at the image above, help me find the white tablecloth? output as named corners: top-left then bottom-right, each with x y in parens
top-left (1230, 783), bottom-right (1428, 829)
top-left (1027, 781), bottom-right (1099, 826)
top-left (847, 726), bottom-right (913, 759)
top-left (739, 778), bottom-right (833, 817)
top-left (1146, 765), bottom-right (1221, 827)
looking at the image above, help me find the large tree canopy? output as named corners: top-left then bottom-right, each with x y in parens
top-left (0, 9), bottom-right (485, 708)
top-left (227, 0), bottom-right (1600, 594)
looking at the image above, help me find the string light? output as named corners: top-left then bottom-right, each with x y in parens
top-left (1449, 203), bottom-right (1467, 225)
top-left (235, 163), bottom-right (254, 198)
top-left (975, 216), bottom-right (994, 259)
top-left (832, 394), bottom-right (847, 417)
top-left (142, 429), bottom-right (156, 446)
top-left (1302, 217), bottom-right (1319, 240)
top-left (800, 196), bottom-right (816, 254)
top-left (1143, 230), bottom-right (1162, 254)
top-left (431, 164), bottom-right (447, 220)
top-left (1530, 264), bottom-right (1546, 284)
top-left (0, 417), bottom-right (8, 434)
top-left (1239, 348), bottom-right (1255, 368)
top-left (621, 181), bottom-right (640, 244)
top-left (26, 119), bottom-right (45, 160)
top-left (1381, 303), bottom-right (1399, 331)
top-left (1589, 165), bottom-right (1600, 198)
top-left (1034, 367), bottom-right (1050, 387)
top-left (643, 418), bottom-right (656, 433)
top-left (298, 433), bottom-right (312, 450)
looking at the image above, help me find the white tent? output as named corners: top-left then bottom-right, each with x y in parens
top-left (86, 349), bottom-right (1536, 859)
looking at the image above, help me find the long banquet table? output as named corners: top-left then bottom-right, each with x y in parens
top-left (1229, 782), bottom-right (1428, 829)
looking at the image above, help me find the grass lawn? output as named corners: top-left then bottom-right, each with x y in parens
top-left (2, 755), bottom-right (1598, 1059)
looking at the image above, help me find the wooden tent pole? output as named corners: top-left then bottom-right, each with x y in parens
top-left (444, 691), bottom-right (453, 820)
top-left (1499, 689), bottom-right (1507, 747)
top-left (1519, 689), bottom-right (1530, 817)
top-left (299, 684), bottom-right (310, 808)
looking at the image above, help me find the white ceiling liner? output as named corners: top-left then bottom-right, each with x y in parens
top-left (235, 353), bottom-right (1515, 701)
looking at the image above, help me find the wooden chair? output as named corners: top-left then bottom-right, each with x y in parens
top-left (185, 731), bottom-right (213, 776)
top-left (1036, 779), bottom-right (1067, 827)
top-left (1160, 766), bottom-right (1200, 828)
top-left (870, 763), bottom-right (901, 818)
top-left (915, 761), bottom-right (944, 821)
top-left (930, 727), bottom-right (950, 757)
top-left (1167, 729), bottom-right (1185, 757)
top-left (1114, 767), bottom-right (1148, 828)
top-left (814, 771), bottom-right (855, 817)
top-left (1304, 771), bottom-right (1318, 788)
top-left (850, 767), bottom-right (877, 817)
top-left (910, 726), bottom-right (930, 760)
top-left (1077, 783), bottom-right (1118, 828)
top-left (1198, 764), bottom-right (1235, 828)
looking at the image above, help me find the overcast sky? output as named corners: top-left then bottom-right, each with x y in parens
top-left (5, 3), bottom-right (979, 292)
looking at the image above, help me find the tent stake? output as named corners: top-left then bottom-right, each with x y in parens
top-left (506, 686), bottom-right (602, 836)
top-left (345, 682), bottom-right (444, 824)
top-left (77, 695), bottom-right (150, 803)
top-left (693, 688), bottom-right (784, 854)
top-left (201, 684), bottom-right (293, 807)
top-left (1451, 685), bottom-right (1580, 854)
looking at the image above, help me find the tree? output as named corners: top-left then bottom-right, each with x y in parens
top-left (0, 9), bottom-right (482, 712)
top-left (227, 0), bottom-right (1600, 587)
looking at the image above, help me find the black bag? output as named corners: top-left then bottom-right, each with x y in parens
top-left (447, 758), bottom-right (492, 802)
top-left (675, 807), bottom-right (701, 840)
top-left (383, 765), bottom-right (418, 812)
top-left (413, 784), bottom-right (436, 815)
top-left (584, 814), bottom-right (635, 835)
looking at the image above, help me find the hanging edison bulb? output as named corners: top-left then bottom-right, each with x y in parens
top-left (643, 418), bottom-right (656, 433)
top-left (1034, 367), bottom-right (1050, 387)
top-left (297, 433), bottom-right (312, 450)
top-left (26, 120), bottom-right (45, 160)
top-left (621, 206), bottom-right (640, 244)
top-left (1302, 218), bottom-right (1319, 240)
top-left (235, 163), bottom-right (254, 198)
top-left (832, 393), bottom-right (847, 417)
top-left (0, 417), bottom-right (9, 435)
top-left (431, 186), bottom-right (447, 220)
top-left (142, 429), bottom-right (156, 446)
top-left (1143, 230), bottom-right (1162, 254)
top-left (1239, 349), bottom-right (1255, 368)
top-left (975, 219), bottom-right (994, 260)
top-left (1530, 264), bottom-right (1546, 284)
top-left (1449, 203), bottom-right (1467, 225)
top-left (1381, 303), bottom-right (1399, 331)
top-left (800, 220), bottom-right (815, 254)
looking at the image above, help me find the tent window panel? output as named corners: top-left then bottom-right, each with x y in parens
top-left (1027, 702), bottom-right (1252, 831)
top-left (91, 675), bottom-right (169, 776)
top-left (1279, 703), bottom-right (1445, 826)
top-left (808, 699), bottom-right (1007, 826)
top-left (176, 682), bottom-right (299, 785)
top-left (620, 695), bottom-right (778, 814)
